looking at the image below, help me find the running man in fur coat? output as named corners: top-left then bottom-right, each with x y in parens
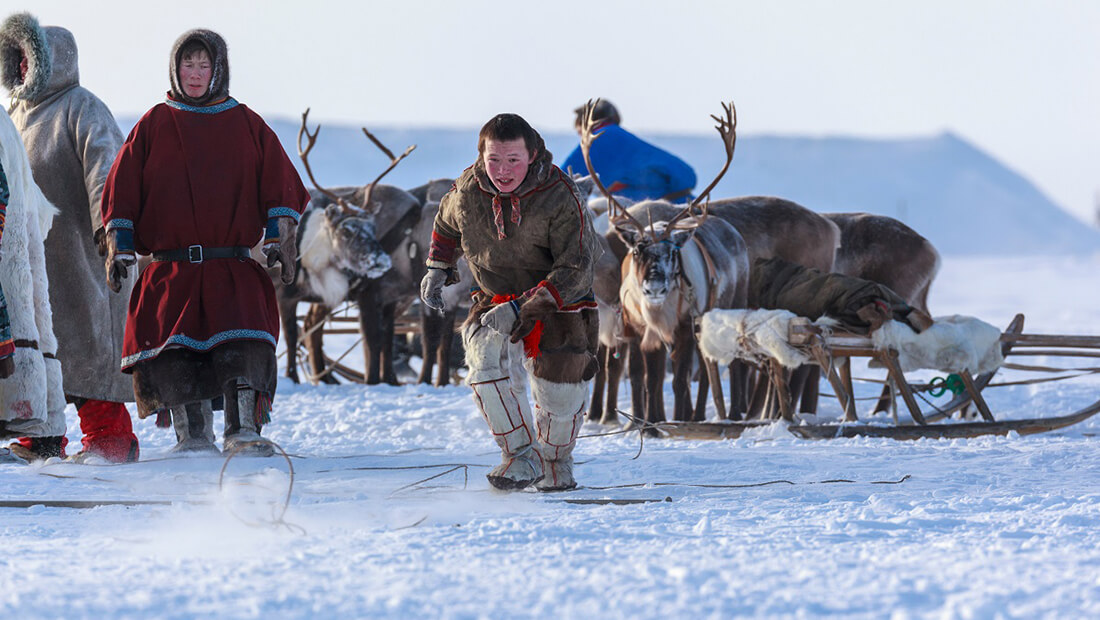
top-left (102, 29), bottom-right (308, 456)
top-left (421, 114), bottom-right (602, 491)
top-left (0, 13), bottom-right (139, 462)
top-left (0, 107), bottom-right (67, 462)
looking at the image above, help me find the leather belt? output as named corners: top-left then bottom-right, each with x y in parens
top-left (151, 245), bottom-right (251, 264)
top-left (13, 339), bottom-right (55, 359)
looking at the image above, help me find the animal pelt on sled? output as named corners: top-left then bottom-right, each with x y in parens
top-left (749, 256), bottom-right (933, 334)
top-left (0, 108), bottom-right (65, 439)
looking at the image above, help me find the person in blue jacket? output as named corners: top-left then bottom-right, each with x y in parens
top-left (559, 100), bottom-right (697, 203)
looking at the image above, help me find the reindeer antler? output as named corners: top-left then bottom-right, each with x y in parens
top-left (579, 98), bottom-right (647, 238)
top-left (298, 108), bottom-right (358, 212)
top-left (656, 102), bottom-right (735, 241)
top-left (360, 127), bottom-right (416, 214)
top-left (690, 101), bottom-right (738, 207)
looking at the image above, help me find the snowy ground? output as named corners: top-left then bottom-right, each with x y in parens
top-left (3, 254), bottom-right (1100, 619)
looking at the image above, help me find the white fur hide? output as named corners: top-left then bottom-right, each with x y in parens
top-left (870, 314), bottom-right (1004, 374)
top-left (297, 213), bottom-right (351, 308)
top-left (0, 109), bottom-right (65, 435)
top-left (698, 309), bottom-right (813, 369)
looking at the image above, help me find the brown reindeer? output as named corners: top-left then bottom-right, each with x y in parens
top-left (282, 109), bottom-right (418, 384)
top-left (589, 190), bottom-right (841, 422)
top-left (582, 100), bottom-right (751, 425)
top-left (824, 212), bottom-right (940, 415)
top-left (701, 198), bottom-right (840, 416)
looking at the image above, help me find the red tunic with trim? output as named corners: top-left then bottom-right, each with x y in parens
top-left (101, 97), bottom-right (309, 371)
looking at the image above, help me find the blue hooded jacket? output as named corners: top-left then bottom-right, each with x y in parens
top-left (560, 123), bottom-right (697, 203)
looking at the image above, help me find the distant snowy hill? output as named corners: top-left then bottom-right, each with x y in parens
top-left (119, 117), bottom-right (1100, 256)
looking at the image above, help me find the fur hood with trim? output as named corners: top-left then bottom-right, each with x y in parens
top-left (0, 13), bottom-right (81, 104)
top-left (168, 28), bottom-right (229, 106)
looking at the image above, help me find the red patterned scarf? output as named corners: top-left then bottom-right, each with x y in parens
top-left (491, 195), bottom-right (522, 240)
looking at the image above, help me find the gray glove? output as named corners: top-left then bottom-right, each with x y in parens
top-left (480, 299), bottom-right (520, 335)
top-left (420, 268), bottom-right (448, 311)
top-left (104, 231), bottom-right (135, 294)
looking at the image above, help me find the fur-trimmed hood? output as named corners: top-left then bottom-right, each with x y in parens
top-left (168, 28), bottom-right (229, 106)
top-left (0, 13), bottom-right (80, 103)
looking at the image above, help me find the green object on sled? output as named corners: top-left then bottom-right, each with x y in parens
top-left (929, 374), bottom-right (966, 397)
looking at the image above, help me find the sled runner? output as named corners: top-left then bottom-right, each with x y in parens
top-left (675, 311), bottom-right (1100, 441)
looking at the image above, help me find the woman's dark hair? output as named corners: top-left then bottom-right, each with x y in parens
top-left (178, 39), bottom-right (211, 62)
top-left (478, 113), bottom-right (540, 157)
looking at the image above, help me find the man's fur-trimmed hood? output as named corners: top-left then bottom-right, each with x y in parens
top-left (0, 13), bottom-right (80, 103)
top-left (168, 28), bottom-right (229, 106)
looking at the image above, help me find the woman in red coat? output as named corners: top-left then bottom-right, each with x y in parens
top-left (101, 29), bottom-right (308, 456)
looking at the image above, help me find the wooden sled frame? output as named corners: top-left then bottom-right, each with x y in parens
top-left (286, 302), bottom-right (423, 384)
top-left (659, 313), bottom-right (1100, 441)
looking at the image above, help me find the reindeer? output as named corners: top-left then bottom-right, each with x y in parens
top-left (582, 100), bottom-right (751, 425)
top-left (279, 109), bottom-right (417, 384)
top-left (699, 198), bottom-right (840, 416)
top-left (371, 178), bottom-right (472, 386)
top-left (824, 212), bottom-right (940, 415)
top-left (588, 185), bottom-right (840, 423)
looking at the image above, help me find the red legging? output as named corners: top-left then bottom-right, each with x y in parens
top-left (78, 399), bottom-right (139, 461)
top-left (17, 400), bottom-right (138, 461)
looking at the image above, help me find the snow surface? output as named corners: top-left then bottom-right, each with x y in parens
top-left (3, 255), bottom-right (1100, 618)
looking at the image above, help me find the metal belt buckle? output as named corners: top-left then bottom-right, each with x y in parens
top-left (188, 244), bottom-right (203, 263)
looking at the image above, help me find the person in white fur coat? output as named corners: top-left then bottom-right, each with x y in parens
top-left (0, 107), bottom-right (66, 462)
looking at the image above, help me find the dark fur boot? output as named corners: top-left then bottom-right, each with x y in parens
top-left (223, 380), bottom-right (274, 457)
top-left (168, 401), bottom-right (219, 455)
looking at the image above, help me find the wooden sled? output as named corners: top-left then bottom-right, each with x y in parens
top-left (671, 312), bottom-right (1100, 441)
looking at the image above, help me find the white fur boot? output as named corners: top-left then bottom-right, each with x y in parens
top-left (530, 377), bottom-right (588, 492)
top-left (465, 322), bottom-right (542, 490)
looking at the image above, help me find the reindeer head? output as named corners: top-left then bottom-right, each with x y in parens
top-left (321, 204), bottom-right (391, 279)
top-left (298, 108), bottom-right (416, 281)
top-left (579, 99), bottom-right (737, 308)
top-left (614, 210), bottom-right (703, 304)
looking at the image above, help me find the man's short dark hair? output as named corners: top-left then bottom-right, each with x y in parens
top-left (478, 113), bottom-right (540, 156)
top-left (573, 99), bottom-right (621, 132)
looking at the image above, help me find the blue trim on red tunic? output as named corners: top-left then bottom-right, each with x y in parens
top-left (266, 207), bottom-right (301, 222)
top-left (165, 97), bottom-right (240, 114)
top-left (105, 218), bottom-right (133, 231)
top-left (121, 329), bottom-right (277, 369)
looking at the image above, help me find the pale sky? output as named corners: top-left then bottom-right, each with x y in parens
top-left (12, 0), bottom-right (1100, 223)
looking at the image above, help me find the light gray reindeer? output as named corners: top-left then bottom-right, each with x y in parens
top-left (824, 212), bottom-right (940, 415)
top-left (582, 100), bottom-right (751, 425)
top-left (277, 109), bottom-right (417, 384)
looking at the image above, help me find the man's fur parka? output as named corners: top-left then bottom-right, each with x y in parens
top-left (0, 13), bottom-right (134, 402)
